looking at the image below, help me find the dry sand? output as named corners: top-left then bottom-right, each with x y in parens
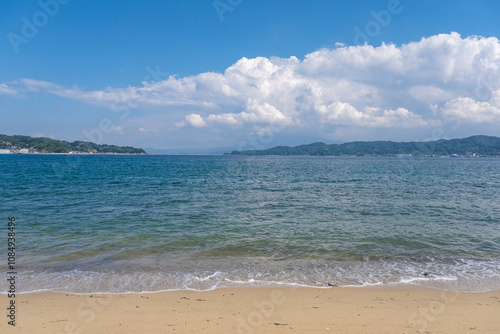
top-left (1, 287), bottom-right (499, 333)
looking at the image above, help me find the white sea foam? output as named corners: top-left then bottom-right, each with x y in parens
top-left (3, 257), bottom-right (500, 294)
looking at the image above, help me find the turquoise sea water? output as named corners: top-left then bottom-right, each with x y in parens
top-left (1, 155), bottom-right (499, 293)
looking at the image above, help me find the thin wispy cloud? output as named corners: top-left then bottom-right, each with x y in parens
top-left (0, 83), bottom-right (26, 99)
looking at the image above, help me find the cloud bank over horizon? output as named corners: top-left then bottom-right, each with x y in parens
top-left (2, 32), bottom-right (500, 149)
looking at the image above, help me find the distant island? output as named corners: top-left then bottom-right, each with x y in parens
top-left (230, 135), bottom-right (500, 157)
top-left (0, 134), bottom-right (147, 154)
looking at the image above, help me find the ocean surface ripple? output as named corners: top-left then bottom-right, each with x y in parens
top-left (1, 155), bottom-right (499, 293)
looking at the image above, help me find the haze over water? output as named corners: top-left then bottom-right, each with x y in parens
top-left (1, 155), bottom-right (499, 293)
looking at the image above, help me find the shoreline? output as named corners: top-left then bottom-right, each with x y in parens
top-left (4, 280), bottom-right (496, 295)
top-left (8, 267), bottom-right (500, 295)
top-left (2, 286), bottom-right (499, 333)
top-left (0, 152), bottom-right (147, 155)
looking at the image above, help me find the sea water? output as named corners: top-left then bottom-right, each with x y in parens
top-left (1, 155), bottom-right (499, 293)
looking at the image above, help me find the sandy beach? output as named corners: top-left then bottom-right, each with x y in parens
top-left (1, 287), bottom-right (499, 333)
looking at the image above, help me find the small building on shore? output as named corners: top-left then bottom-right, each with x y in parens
top-left (0, 149), bottom-right (12, 154)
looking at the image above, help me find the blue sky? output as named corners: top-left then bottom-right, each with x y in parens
top-left (1, 0), bottom-right (500, 153)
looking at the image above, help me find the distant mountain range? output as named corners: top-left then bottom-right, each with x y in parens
top-left (0, 134), bottom-right (146, 154)
top-left (230, 135), bottom-right (500, 156)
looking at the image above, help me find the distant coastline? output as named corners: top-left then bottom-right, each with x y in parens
top-left (229, 135), bottom-right (500, 157)
top-left (0, 134), bottom-right (147, 155)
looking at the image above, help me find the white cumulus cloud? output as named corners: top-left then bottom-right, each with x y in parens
top-left (3, 32), bottom-right (500, 143)
top-left (185, 114), bottom-right (207, 128)
top-left (441, 90), bottom-right (500, 123)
